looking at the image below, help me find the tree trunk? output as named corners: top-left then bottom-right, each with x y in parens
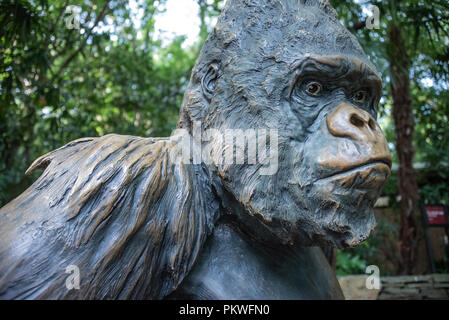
top-left (387, 24), bottom-right (419, 275)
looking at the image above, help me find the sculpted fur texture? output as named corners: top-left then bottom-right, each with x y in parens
top-left (0, 0), bottom-right (391, 299)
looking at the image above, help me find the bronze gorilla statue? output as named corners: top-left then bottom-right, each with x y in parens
top-left (0, 0), bottom-right (391, 299)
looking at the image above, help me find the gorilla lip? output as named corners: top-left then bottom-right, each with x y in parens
top-left (318, 159), bottom-right (391, 189)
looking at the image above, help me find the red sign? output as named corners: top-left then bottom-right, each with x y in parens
top-left (425, 206), bottom-right (447, 225)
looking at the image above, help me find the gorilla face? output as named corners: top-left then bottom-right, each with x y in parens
top-left (283, 55), bottom-right (391, 248)
top-left (175, 0), bottom-right (393, 249)
top-left (203, 54), bottom-right (391, 248)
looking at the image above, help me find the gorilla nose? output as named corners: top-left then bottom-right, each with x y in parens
top-left (327, 103), bottom-right (380, 142)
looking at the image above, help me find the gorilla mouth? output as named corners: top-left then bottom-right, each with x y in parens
top-left (325, 227), bottom-right (372, 249)
top-left (319, 160), bottom-right (391, 190)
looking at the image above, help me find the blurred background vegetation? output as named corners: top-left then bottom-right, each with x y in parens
top-left (0, 0), bottom-right (448, 275)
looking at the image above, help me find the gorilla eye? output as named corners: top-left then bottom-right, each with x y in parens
top-left (305, 81), bottom-right (322, 97)
top-left (352, 90), bottom-right (369, 104)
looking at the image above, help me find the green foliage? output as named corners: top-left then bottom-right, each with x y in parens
top-left (336, 249), bottom-right (367, 276)
top-left (413, 86), bottom-right (449, 205)
top-left (196, 0), bottom-right (223, 42)
top-left (0, 0), bottom-right (216, 206)
top-left (419, 182), bottom-right (449, 205)
top-left (435, 257), bottom-right (449, 273)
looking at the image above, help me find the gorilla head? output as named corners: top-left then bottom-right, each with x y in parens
top-left (177, 0), bottom-right (391, 249)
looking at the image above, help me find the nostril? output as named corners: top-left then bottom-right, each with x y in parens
top-left (350, 114), bottom-right (365, 128)
top-left (368, 118), bottom-right (376, 131)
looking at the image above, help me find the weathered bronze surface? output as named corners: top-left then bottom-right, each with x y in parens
top-left (0, 0), bottom-right (391, 299)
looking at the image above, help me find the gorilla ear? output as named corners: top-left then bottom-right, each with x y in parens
top-left (201, 63), bottom-right (219, 101)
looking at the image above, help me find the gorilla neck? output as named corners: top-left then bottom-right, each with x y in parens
top-left (167, 222), bottom-right (343, 299)
top-left (160, 166), bottom-right (343, 299)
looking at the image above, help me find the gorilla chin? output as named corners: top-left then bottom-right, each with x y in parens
top-left (305, 161), bottom-right (391, 248)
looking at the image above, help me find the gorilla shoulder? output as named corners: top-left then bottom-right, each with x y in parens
top-left (0, 134), bottom-right (219, 299)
